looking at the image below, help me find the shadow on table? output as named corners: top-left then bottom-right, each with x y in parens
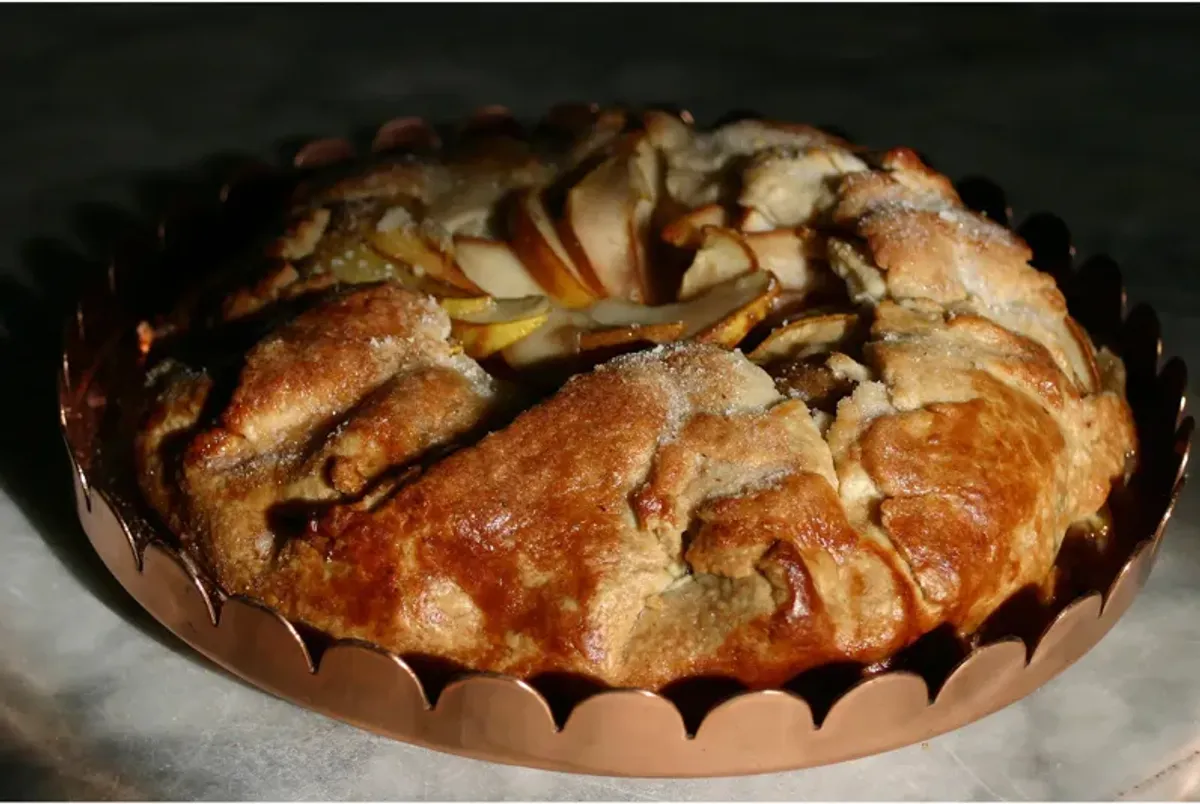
top-left (0, 663), bottom-right (244, 800)
top-left (1, 234), bottom-right (173, 650)
top-left (0, 160), bottom-right (271, 690)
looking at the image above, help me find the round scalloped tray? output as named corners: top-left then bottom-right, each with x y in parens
top-left (58, 111), bottom-right (1193, 777)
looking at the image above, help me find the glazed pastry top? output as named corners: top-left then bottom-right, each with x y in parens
top-left (135, 107), bottom-right (1135, 689)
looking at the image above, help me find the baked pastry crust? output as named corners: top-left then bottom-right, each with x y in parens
top-left (135, 108), bottom-right (1135, 690)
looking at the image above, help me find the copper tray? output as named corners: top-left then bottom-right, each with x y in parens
top-left (57, 113), bottom-right (1193, 778)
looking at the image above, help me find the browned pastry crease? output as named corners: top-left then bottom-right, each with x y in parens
top-left (140, 283), bottom-right (507, 592)
top-left (136, 108), bottom-right (1137, 690)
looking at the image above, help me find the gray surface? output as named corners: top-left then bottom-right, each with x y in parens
top-left (1, 6), bottom-right (1199, 800)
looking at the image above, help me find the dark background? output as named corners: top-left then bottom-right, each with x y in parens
top-left (4, 5), bottom-right (1198, 287)
top-left (0, 5), bottom-right (1198, 793)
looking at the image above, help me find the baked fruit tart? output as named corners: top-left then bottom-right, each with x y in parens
top-left (134, 107), bottom-right (1136, 691)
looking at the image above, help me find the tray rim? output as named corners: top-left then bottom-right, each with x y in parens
top-left (55, 111), bottom-right (1196, 777)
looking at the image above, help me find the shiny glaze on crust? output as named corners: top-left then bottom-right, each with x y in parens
top-left (135, 108), bottom-right (1137, 690)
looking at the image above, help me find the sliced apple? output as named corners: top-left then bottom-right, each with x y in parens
top-left (450, 295), bottom-right (551, 358)
top-left (749, 312), bottom-right (862, 364)
top-left (452, 236), bottom-right (547, 299)
top-left (691, 271), bottom-right (780, 348)
top-left (368, 206), bottom-right (482, 293)
top-left (560, 134), bottom-right (659, 303)
top-left (499, 307), bottom-right (584, 369)
top-left (306, 234), bottom-right (494, 305)
top-left (827, 237), bottom-right (887, 303)
top-left (622, 133), bottom-right (662, 299)
top-left (438, 294), bottom-right (495, 317)
top-left (502, 271), bottom-right (778, 369)
top-left (448, 295), bottom-right (547, 325)
top-left (677, 227), bottom-right (757, 300)
top-left (742, 228), bottom-right (826, 294)
top-left (736, 207), bottom-right (774, 233)
top-left (368, 222), bottom-right (443, 276)
top-left (509, 188), bottom-right (601, 308)
top-left (738, 147), bottom-right (868, 229)
top-left (661, 203), bottom-right (728, 248)
top-left (597, 269), bottom-right (777, 344)
top-left (578, 321), bottom-right (687, 352)
top-left (305, 230), bottom-right (398, 285)
top-left (500, 303), bottom-right (680, 370)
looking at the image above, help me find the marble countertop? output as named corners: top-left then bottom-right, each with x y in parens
top-left (2, 6), bottom-right (1199, 799)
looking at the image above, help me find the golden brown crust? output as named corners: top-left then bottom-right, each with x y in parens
top-left (862, 372), bottom-right (1066, 628)
top-left (191, 284), bottom-right (450, 465)
top-left (318, 365), bottom-right (500, 497)
top-left (135, 368), bottom-right (213, 541)
top-left (168, 284), bottom-right (506, 591)
top-left (135, 108), bottom-right (1137, 690)
top-left (260, 344), bottom-right (780, 679)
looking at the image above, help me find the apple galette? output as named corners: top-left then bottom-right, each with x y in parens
top-left (135, 107), bottom-right (1135, 690)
